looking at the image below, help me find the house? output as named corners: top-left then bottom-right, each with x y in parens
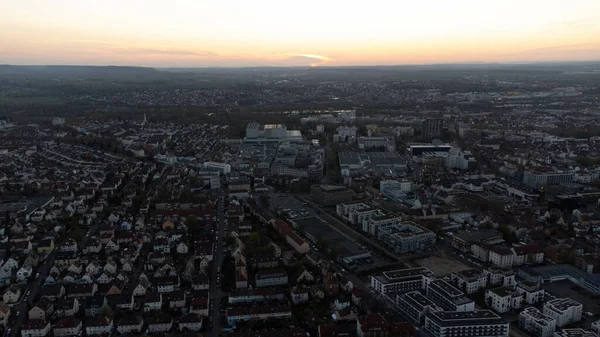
top-left (290, 286), bottom-right (310, 304)
top-left (28, 298), bottom-right (54, 320)
top-left (177, 242), bottom-right (189, 254)
top-left (357, 314), bottom-right (388, 337)
top-left (292, 266), bottom-right (315, 285)
top-left (132, 283), bottom-right (147, 297)
top-left (144, 292), bottom-right (163, 312)
top-left (3, 286), bottom-right (22, 304)
top-left (189, 298), bottom-right (209, 317)
top-left (179, 313), bottom-right (203, 331)
top-left (84, 296), bottom-right (108, 317)
top-left (86, 261), bottom-right (103, 275)
top-left (191, 274), bottom-right (210, 290)
top-left (323, 272), bottom-right (340, 296)
top-left (59, 238), bottom-right (78, 253)
top-left (97, 271), bottom-right (115, 284)
top-left (85, 316), bottom-right (113, 336)
top-left (17, 265), bottom-right (33, 281)
top-left (39, 284), bottom-right (66, 301)
top-left (147, 313), bottom-right (174, 333)
top-left (352, 288), bottom-right (366, 307)
top-left (53, 317), bottom-right (82, 337)
top-left (334, 307), bottom-right (358, 322)
top-left (155, 276), bottom-right (180, 293)
top-left (489, 247), bottom-right (515, 268)
top-left (37, 238), bottom-right (55, 255)
top-left (21, 319), bottom-right (51, 337)
top-left (286, 231), bottom-right (310, 254)
top-left (117, 315), bottom-right (143, 334)
top-left (83, 239), bottom-right (102, 254)
top-left (55, 298), bottom-right (80, 317)
top-left (334, 296), bottom-right (352, 311)
top-left (0, 301), bottom-right (10, 327)
top-left (255, 268), bottom-right (288, 287)
top-left (167, 290), bottom-right (187, 309)
top-left (107, 293), bottom-right (135, 311)
top-left (66, 283), bottom-right (98, 299)
top-left (103, 260), bottom-right (118, 274)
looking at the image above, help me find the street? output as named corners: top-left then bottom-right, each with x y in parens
top-left (209, 179), bottom-right (227, 337)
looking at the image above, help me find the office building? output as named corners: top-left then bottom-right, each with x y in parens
top-left (519, 307), bottom-right (556, 337)
top-left (426, 279), bottom-right (475, 312)
top-left (543, 298), bottom-right (583, 328)
top-left (370, 268), bottom-right (434, 296)
top-left (310, 185), bottom-right (354, 206)
top-left (422, 119), bottom-right (444, 140)
top-left (424, 310), bottom-right (509, 337)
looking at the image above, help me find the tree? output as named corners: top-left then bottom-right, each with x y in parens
top-left (179, 187), bottom-right (193, 203)
top-left (259, 194), bottom-right (270, 208)
top-left (185, 215), bottom-right (199, 232)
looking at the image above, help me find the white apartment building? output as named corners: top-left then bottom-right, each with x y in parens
top-left (370, 268), bottom-right (434, 296)
top-left (451, 269), bottom-right (487, 294)
top-left (255, 269), bottom-right (288, 288)
top-left (554, 328), bottom-right (599, 337)
top-left (543, 298), bottom-right (583, 328)
top-left (363, 214), bottom-right (403, 236)
top-left (336, 201), bottom-right (371, 221)
top-left (484, 268), bottom-right (517, 287)
top-left (519, 307), bottom-right (556, 337)
top-left (489, 247), bottom-right (515, 268)
top-left (485, 287), bottom-right (523, 314)
top-left (425, 310), bottom-right (509, 337)
top-left (426, 279), bottom-right (475, 312)
top-left (517, 281), bottom-right (545, 305)
top-left (396, 290), bottom-right (443, 325)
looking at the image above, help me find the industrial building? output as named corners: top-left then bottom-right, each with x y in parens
top-left (310, 185), bottom-right (355, 206)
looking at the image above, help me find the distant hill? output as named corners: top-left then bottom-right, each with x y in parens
top-left (0, 65), bottom-right (161, 79)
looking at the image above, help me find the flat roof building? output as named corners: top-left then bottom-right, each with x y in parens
top-left (424, 310), bottom-right (509, 337)
top-left (370, 267), bottom-right (434, 297)
top-left (519, 307), bottom-right (556, 337)
top-left (543, 298), bottom-right (583, 328)
top-left (426, 279), bottom-right (475, 312)
top-left (310, 185), bottom-right (354, 206)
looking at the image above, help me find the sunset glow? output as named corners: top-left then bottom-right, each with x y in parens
top-left (1, 0), bottom-right (600, 66)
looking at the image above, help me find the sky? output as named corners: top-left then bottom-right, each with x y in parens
top-left (1, 0), bottom-right (600, 67)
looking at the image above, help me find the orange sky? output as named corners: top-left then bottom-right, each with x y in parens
top-left (1, 0), bottom-right (600, 67)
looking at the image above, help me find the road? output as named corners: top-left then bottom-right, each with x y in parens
top-left (6, 250), bottom-right (56, 337)
top-left (209, 178), bottom-right (227, 337)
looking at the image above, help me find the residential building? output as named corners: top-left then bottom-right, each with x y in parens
top-left (370, 267), bottom-right (434, 296)
top-left (424, 310), bottom-right (509, 337)
top-left (21, 319), bottom-right (52, 337)
top-left (422, 118), bottom-right (444, 140)
top-left (396, 290), bottom-right (443, 325)
top-left (484, 267), bottom-right (517, 287)
top-left (543, 298), bottom-right (583, 328)
top-left (147, 314), bottom-right (173, 333)
top-left (286, 232), bottom-right (309, 254)
top-left (523, 170), bottom-right (573, 188)
top-left (53, 317), bottom-right (82, 337)
top-left (554, 329), bottom-right (599, 337)
top-left (517, 281), bottom-right (545, 305)
top-left (426, 279), bottom-right (475, 312)
top-left (255, 268), bottom-right (288, 288)
top-left (519, 307), bottom-right (556, 337)
top-left (226, 303), bottom-right (292, 325)
top-left (489, 247), bottom-right (515, 268)
top-left (363, 214), bottom-right (403, 236)
top-left (451, 269), bottom-right (487, 294)
top-left (179, 313), bottom-right (203, 331)
top-left (117, 315), bottom-right (143, 335)
top-left (485, 287), bottom-right (523, 314)
top-left (85, 316), bottom-right (113, 336)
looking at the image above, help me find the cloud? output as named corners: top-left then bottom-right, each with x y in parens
top-left (283, 53), bottom-right (331, 66)
top-left (119, 48), bottom-right (219, 57)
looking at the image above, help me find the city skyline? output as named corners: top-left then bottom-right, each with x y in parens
top-left (1, 0), bottom-right (600, 67)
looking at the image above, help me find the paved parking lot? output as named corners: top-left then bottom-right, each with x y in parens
top-left (543, 280), bottom-right (600, 315)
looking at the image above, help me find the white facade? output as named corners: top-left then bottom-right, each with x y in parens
top-left (364, 214), bottom-right (403, 236)
top-left (22, 321), bottom-right (52, 337)
top-left (543, 298), bottom-right (583, 328)
top-left (591, 320), bottom-right (600, 334)
top-left (489, 249), bottom-right (515, 268)
top-left (519, 307), bottom-right (556, 337)
top-left (485, 287), bottom-right (523, 314)
top-left (425, 310), bottom-right (509, 337)
top-left (484, 268), bottom-right (517, 287)
top-left (451, 269), bottom-right (487, 294)
top-left (370, 268), bottom-right (434, 296)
